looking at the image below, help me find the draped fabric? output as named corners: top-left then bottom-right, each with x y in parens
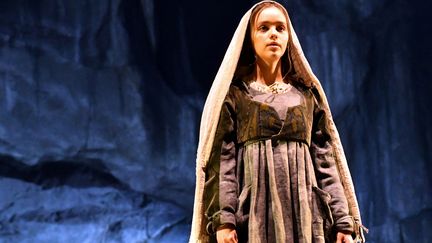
top-left (203, 82), bottom-right (354, 242)
top-left (243, 140), bottom-right (320, 243)
top-left (189, 1), bottom-right (366, 242)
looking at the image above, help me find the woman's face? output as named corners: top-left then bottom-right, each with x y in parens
top-left (251, 6), bottom-right (289, 64)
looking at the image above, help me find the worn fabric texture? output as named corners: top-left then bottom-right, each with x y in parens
top-left (189, 1), bottom-right (366, 242)
top-left (204, 81), bottom-right (354, 243)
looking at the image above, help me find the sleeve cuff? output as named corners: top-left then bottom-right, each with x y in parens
top-left (206, 211), bottom-right (236, 235)
top-left (334, 215), bottom-right (354, 234)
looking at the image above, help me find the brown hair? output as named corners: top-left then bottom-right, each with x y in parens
top-left (233, 1), bottom-right (311, 88)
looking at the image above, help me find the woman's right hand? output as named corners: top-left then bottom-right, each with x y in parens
top-left (216, 227), bottom-right (238, 243)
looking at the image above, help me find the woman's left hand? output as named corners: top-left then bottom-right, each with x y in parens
top-left (336, 232), bottom-right (354, 243)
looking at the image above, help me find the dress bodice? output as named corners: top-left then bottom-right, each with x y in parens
top-left (228, 81), bottom-right (316, 146)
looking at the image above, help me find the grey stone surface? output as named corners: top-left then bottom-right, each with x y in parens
top-left (0, 0), bottom-right (430, 242)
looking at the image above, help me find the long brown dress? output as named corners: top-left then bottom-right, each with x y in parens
top-left (203, 80), bottom-right (354, 243)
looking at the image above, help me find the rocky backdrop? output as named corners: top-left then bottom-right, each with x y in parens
top-left (0, 0), bottom-right (430, 242)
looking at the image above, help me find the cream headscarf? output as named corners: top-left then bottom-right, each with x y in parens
top-left (189, 1), bottom-right (367, 242)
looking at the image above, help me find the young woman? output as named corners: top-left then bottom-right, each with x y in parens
top-left (190, 1), bottom-right (366, 242)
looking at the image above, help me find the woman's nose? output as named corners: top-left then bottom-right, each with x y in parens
top-left (270, 27), bottom-right (278, 39)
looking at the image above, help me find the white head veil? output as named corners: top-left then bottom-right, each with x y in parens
top-left (190, 1), bottom-right (366, 242)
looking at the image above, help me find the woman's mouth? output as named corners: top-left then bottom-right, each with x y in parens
top-left (267, 42), bottom-right (280, 48)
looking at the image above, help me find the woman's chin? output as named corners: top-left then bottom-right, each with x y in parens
top-left (262, 53), bottom-right (283, 63)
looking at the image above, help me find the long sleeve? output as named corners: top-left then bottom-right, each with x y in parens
top-left (203, 88), bottom-right (238, 234)
top-left (310, 90), bottom-right (354, 234)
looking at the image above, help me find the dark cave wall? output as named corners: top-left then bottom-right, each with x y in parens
top-left (0, 0), bottom-right (430, 242)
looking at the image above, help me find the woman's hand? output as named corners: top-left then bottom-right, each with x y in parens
top-left (216, 226), bottom-right (238, 243)
top-left (336, 232), bottom-right (354, 243)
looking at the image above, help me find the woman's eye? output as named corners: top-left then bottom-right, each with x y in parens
top-left (277, 25), bottom-right (286, 32)
top-left (258, 25), bottom-right (268, 31)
